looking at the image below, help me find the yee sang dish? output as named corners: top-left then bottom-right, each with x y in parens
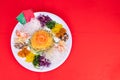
top-left (14, 10), bottom-right (69, 69)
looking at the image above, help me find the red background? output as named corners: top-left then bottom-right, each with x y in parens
top-left (0, 0), bottom-right (120, 80)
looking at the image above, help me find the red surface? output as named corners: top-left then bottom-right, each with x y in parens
top-left (0, 0), bottom-right (120, 80)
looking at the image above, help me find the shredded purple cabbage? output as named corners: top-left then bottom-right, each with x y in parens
top-left (39, 56), bottom-right (51, 67)
top-left (37, 14), bottom-right (52, 27)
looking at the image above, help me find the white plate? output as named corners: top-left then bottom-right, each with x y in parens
top-left (11, 12), bottom-right (72, 72)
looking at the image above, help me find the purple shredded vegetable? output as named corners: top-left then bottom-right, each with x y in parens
top-left (37, 14), bottom-right (52, 27)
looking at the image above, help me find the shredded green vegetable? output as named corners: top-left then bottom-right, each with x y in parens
top-left (46, 21), bottom-right (56, 29)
